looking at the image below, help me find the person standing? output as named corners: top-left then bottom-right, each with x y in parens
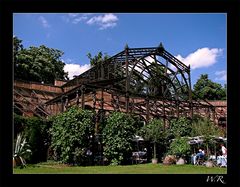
top-left (221, 144), bottom-right (227, 156)
top-left (218, 144), bottom-right (227, 167)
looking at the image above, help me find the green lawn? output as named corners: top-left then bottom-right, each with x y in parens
top-left (13, 162), bottom-right (227, 174)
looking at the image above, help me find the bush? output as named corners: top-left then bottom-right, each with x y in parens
top-left (191, 117), bottom-right (223, 137)
top-left (168, 137), bottom-right (191, 159)
top-left (23, 117), bottom-right (51, 163)
top-left (14, 113), bottom-right (26, 139)
top-left (102, 112), bottom-right (136, 165)
top-left (170, 117), bottom-right (192, 138)
top-left (49, 106), bottom-right (95, 165)
top-left (14, 114), bottom-right (51, 164)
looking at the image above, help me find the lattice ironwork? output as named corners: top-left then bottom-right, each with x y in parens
top-left (44, 43), bottom-right (217, 123)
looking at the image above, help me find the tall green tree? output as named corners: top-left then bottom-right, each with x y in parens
top-left (13, 36), bottom-right (68, 84)
top-left (193, 74), bottom-right (226, 100)
top-left (138, 119), bottom-right (169, 161)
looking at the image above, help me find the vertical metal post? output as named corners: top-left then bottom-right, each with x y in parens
top-left (76, 90), bottom-right (79, 106)
top-left (163, 100), bottom-right (166, 131)
top-left (64, 96), bottom-right (68, 110)
top-left (98, 88), bottom-right (104, 126)
top-left (125, 44), bottom-right (129, 113)
top-left (101, 61), bottom-right (104, 80)
top-left (188, 65), bottom-right (193, 119)
top-left (61, 96), bottom-right (64, 112)
top-left (101, 88), bottom-right (104, 111)
top-left (212, 107), bottom-right (216, 124)
top-left (81, 85), bottom-right (85, 109)
top-left (92, 91), bottom-right (96, 110)
top-left (176, 101), bottom-right (180, 118)
top-left (116, 95), bottom-right (119, 111)
top-left (146, 97), bottom-right (150, 123)
top-left (165, 59), bottom-right (168, 75)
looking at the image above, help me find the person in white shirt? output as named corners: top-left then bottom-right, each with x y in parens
top-left (221, 144), bottom-right (227, 156)
top-left (217, 144), bottom-right (227, 167)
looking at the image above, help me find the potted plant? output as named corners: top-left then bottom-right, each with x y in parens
top-left (168, 137), bottom-right (191, 165)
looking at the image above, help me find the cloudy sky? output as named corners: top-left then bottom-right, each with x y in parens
top-left (13, 13), bottom-right (226, 86)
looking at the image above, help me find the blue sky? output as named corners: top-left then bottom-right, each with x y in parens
top-left (13, 13), bottom-right (226, 87)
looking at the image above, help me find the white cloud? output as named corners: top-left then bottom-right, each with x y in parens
top-left (38, 16), bottom-right (50, 28)
top-left (64, 13), bottom-right (118, 30)
top-left (72, 15), bottom-right (88, 24)
top-left (174, 48), bottom-right (223, 69)
top-left (66, 13), bottom-right (93, 24)
top-left (215, 70), bottom-right (227, 81)
top-left (86, 13), bottom-right (118, 30)
top-left (64, 63), bottom-right (91, 80)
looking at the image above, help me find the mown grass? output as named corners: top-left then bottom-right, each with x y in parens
top-left (13, 162), bottom-right (227, 174)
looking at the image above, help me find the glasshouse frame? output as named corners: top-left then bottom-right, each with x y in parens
top-left (41, 43), bottom-right (218, 127)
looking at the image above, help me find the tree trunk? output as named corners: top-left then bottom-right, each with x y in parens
top-left (152, 143), bottom-right (158, 164)
top-left (154, 142), bottom-right (156, 159)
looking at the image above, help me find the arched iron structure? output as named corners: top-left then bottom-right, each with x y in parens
top-left (46, 43), bottom-right (196, 122)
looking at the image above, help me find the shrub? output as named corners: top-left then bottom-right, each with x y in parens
top-left (49, 106), bottom-right (94, 165)
top-left (170, 117), bottom-right (192, 138)
top-left (13, 113), bottom-right (26, 139)
top-left (24, 117), bottom-right (51, 163)
top-left (102, 112), bottom-right (136, 165)
top-left (168, 137), bottom-right (191, 159)
top-left (191, 117), bottom-right (223, 137)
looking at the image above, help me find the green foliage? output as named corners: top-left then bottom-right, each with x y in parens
top-left (139, 119), bottom-right (165, 143)
top-left (191, 117), bottom-right (224, 155)
top-left (13, 36), bottom-right (23, 64)
top-left (50, 107), bottom-right (94, 165)
top-left (138, 119), bottom-right (169, 159)
top-left (102, 112), bottom-right (136, 165)
top-left (13, 133), bottom-right (32, 167)
top-left (191, 117), bottom-right (223, 137)
top-left (193, 74), bottom-right (226, 100)
top-left (87, 51), bottom-right (110, 66)
top-left (13, 114), bottom-right (50, 164)
top-left (168, 137), bottom-right (191, 158)
top-left (13, 36), bottom-right (68, 84)
top-left (14, 113), bottom-right (26, 139)
top-left (170, 117), bottom-right (192, 138)
top-left (24, 117), bottom-right (51, 163)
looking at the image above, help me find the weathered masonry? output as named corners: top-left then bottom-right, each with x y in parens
top-left (13, 43), bottom-right (227, 128)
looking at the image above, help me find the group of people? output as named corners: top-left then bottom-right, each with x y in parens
top-left (191, 144), bottom-right (227, 167)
